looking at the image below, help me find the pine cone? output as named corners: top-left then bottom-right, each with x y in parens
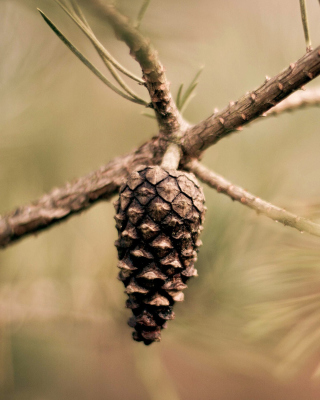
top-left (114, 165), bottom-right (205, 345)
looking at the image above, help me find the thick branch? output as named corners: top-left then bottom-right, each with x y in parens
top-left (90, 1), bottom-right (185, 135)
top-left (0, 140), bottom-right (160, 248)
top-left (187, 160), bottom-right (320, 239)
top-left (182, 47), bottom-right (320, 157)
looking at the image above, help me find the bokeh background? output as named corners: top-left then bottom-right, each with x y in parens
top-left (1, 0), bottom-right (320, 399)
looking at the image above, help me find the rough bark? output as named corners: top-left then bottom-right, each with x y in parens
top-left (0, 140), bottom-right (160, 248)
top-left (182, 47), bottom-right (320, 158)
top-left (265, 85), bottom-right (320, 116)
top-left (90, 1), bottom-right (186, 136)
top-left (1, 3), bottom-right (320, 249)
top-left (188, 160), bottom-right (320, 238)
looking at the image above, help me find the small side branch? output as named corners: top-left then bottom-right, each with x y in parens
top-left (187, 160), bottom-right (320, 239)
top-left (265, 86), bottom-right (320, 116)
top-left (183, 46), bottom-right (320, 157)
top-left (89, 1), bottom-right (185, 135)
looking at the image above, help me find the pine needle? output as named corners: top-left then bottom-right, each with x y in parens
top-left (69, 0), bottom-right (87, 22)
top-left (38, 9), bottom-right (147, 105)
top-left (176, 66), bottom-right (204, 113)
top-left (176, 83), bottom-right (183, 110)
top-left (53, 0), bottom-right (146, 102)
top-left (299, 0), bottom-right (312, 51)
top-left (53, 0), bottom-right (145, 84)
top-left (135, 0), bottom-right (152, 28)
top-left (141, 111), bottom-right (156, 119)
top-left (180, 93), bottom-right (196, 115)
top-left (180, 66), bottom-right (203, 109)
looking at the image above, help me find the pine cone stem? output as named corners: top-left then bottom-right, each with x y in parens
top-left (160, 143), bottom-right (181, 170)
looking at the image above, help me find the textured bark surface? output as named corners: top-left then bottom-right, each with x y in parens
top-left (182, 47), bottom-right (320, 157)
top-left (1, 3), bottom-right (320, 249)
top-left (188, 160), bottom-right (320, 238)
top-left (0, 140), bottom-right (160, 248)
top-left (114, 166), bottom-right (205, 344)
top-left (90, 1), bottom-right (186, 135)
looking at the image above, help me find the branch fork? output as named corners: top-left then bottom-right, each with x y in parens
top-left (1, 0), bottom-right (320, 248)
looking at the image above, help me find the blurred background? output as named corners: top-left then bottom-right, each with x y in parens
top-left (1, 0), bottom-right (320, 399)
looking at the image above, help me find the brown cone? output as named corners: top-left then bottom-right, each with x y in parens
top-left (114, 166), bottom-right (205, 345)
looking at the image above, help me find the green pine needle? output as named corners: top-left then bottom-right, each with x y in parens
top-left (53, 0), bottom-right (146, 102)
top-left (299, 0), bottom-right (312, 50)
top-left (38, 9), bottom-right (147, 105)
top-left (176, 83), bottom-right (183, 110)
top-left (53, 0), bottom-right (145, 84)
top-left (69, 0), bottom-right (89, 26)
top-left (141, 111), bottom-right (156, 119)
top-left (176, 66), bottom-right (204, 113)
top-left (180, 93), bottom-right (196, 115)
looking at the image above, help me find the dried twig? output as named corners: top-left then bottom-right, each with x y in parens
top-left (88, 0), bottom-right (186, 135)
top-left (182, 46), bottom-right (320, 157)
top-left (1, 3), bottom-right (320, 248)
top-left (187, 160), bottom-right (320, 238)
top-left (0, 141), bottom-right (159, 248)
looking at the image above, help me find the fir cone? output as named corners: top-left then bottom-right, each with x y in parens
top-left (114, 165), bottom-right (205, 345)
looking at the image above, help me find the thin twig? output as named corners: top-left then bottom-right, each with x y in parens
top-left (187, 160), bottom-right (320, 239)
top-left (182, 45), bottom-right (320, 158)
top-left (89, 0), bottom-right (186, 135)
top-left (38, 10), bottom-right (148, 105)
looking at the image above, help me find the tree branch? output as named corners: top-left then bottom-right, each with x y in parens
top-left (0, 140), bottom-right (160, 248)
top-left (182, 47), bottom-right (320, 158)
top-left (38, 9), bottom-right (148, 105)
top-left (89, 1), bottom-right (186, 135)
top-left (2, 7), bottom-right (320, 248)
top-left (187, 160), bottom-right (320, 239)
